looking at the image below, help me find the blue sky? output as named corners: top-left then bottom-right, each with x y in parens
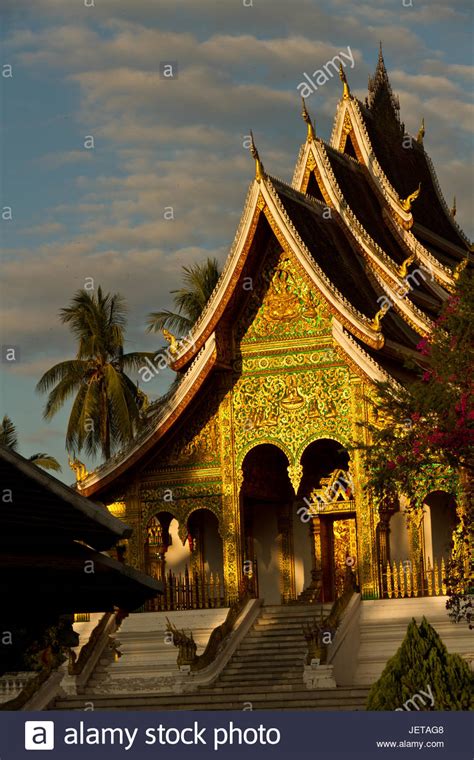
top-left (1, 0), bottom-right (473, 481)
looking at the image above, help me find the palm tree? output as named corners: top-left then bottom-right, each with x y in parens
top-left (146, 257), bottom-right (221, 335)
top-left (36, 287), bottom-right (154, 461)
top-left (0, 415), bottom-right (61, 471)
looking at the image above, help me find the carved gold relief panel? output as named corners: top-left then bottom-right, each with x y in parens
top-left (238, 248), bottom-right (333, 345)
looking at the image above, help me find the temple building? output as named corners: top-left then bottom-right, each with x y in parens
top-left (78, 48), bottom-right (470, 611)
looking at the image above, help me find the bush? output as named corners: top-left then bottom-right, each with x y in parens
top-left (367, 617), bottom-right (473, 710)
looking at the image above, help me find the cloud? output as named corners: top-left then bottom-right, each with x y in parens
top-left (37, 150), bottom-right (94, 168)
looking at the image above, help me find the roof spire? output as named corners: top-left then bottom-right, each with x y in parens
top-left (450, 196), bottom-right (456, 218)
top-left (301, 97), bottom-right (315, 142)
top-left (249, 131), bottom-right (265, 182)
top-left (339, 63), bottom-right (351, 100)
top-left (417, 117), bottom-right (425, 144)
top-left (367, 42), bottom-right (400, 116)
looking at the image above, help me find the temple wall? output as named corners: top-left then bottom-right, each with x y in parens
top-left (113, 246), bottom-right (381, 601)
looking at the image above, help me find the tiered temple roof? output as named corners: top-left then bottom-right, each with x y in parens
top-left (79, 47), bottom-right (471, 499)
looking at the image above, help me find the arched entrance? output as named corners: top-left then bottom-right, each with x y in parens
top-left (144, 508), bottom-right (224, 609)
top-left (241, 444), bottom-right (294, 604)
top-left (422, 491), bottom-right (458, 567)
top-left (298, 439), bottom-right (355, 602)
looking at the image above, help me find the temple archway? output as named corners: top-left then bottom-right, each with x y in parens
top-left (422, 491), bottom-right (458, 567)
top-left (187, 508), bottom-right (224, 585)
top-left (297, 439), bottom-right (355, 601)
top-left (241, 444), bottom-right (294, 604)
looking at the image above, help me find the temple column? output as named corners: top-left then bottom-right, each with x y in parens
top-left (309, 514), bottom-right (323, 601)
top-left (277, 507), bottom-right (295, 603)
top-left (124, 483), bottom-right (145, 572)
top-left (377, 508), bottom-right (392, 598)
top-left (218, 385), bottom-right (243, 604)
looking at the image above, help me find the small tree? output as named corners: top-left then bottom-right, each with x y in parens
top-left (356, 268), bottom-right (473, 620)
top-left (367, 617), bottom-right (473, 710)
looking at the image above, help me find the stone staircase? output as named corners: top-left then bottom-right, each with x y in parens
top-left (353, 596), bottom-right (474, 686)
top-left (72, 608), bottom-right (229, 697)
top-left (53, 603), bottom-right (370, 711)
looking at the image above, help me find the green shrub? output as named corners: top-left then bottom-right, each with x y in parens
top-left (367, 617), bottom-right (473, 710)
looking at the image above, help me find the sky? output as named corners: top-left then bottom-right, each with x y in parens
top-left (1, 0), bottom-right (473, 481)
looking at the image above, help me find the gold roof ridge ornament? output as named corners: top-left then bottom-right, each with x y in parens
top-left (450, 196), bottom-right (456, 218)
top-left (400, 182), bottom-right (421, 212)
top-left (371, 302), bottom-right (390, 332)
top-left (249, 130), bottom-right (265, 182)
top-left (339, 63), bottom-right (351, 100)
top-left (453, 255), bottom-right (469, 282)
top-left (162, 328), bottom-right (179, 356)
top-left (301, 97), bottom-right (315, 142)
top-left (68, 456), bottom-right (89, 483)
top-left (417, 117), bottom-right (425, 144)
top-left (398, 252), bottom-right (416, 278)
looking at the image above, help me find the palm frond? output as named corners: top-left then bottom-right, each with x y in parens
top-left (0, 415), bottom-right (18, 449)
top-left (146, 310), bottom-right (193, 335)
top-left (29, 453), bottom-right (62, 472)
top-left (36, 360), bottom-right (87, 394)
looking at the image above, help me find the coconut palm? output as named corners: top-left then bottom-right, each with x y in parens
top-left (36, 287), bottom-right (154, 461)
top-left (0, 415), bottom-right (61, 471)
top-left (146, 257), bottom-right (221, 335)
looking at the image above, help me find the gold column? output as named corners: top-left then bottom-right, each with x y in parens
top-left (277, 507), bottom-right (296, 603)
top-left (309, 514), bottom-right (323, 601)
top-left (124, 483), bottom-right (145, 571)
top-left (219, 386), bottom-right (243, 604)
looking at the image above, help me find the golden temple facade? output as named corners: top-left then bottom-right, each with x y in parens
top-left (79, 48), bottom-right (470, 609)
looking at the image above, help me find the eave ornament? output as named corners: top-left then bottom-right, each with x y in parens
top-left (162, 328), bottom-right (179, 356)
top-left (397, 252), bottom-right (416, 278)
top-left (68, 457), bottom-right (89, 483)
top-left (400, 183), bottom-right (421, 212)
top-left (453, 256), bottom-right (469, 282)
top-left (371, 303), bottom-right (390, 332)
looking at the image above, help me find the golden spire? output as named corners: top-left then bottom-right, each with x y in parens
top-left (453, 255), bottom-right (469, 282)
top-left (400, 182), bottom-right (421, 212)
top-left (371, 303), bottom-right (390, 332)
top-left (301, 97), bottom-right (315, 142)
top-left (249, 130), bottom-right (265, 182)
top-left (398, 252), bottom-right (416, 278)
top-left (450, 196), bottom-right (456, 218)
top-left (339, 63), bottom-right (351, 100)
top-left (417, 117), bottom-right (425, 144)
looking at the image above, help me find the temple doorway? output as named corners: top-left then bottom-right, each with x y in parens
top-left (297, 439), bottom-right (356, 601)
top-left (241, 444), bottom-right (294, 604)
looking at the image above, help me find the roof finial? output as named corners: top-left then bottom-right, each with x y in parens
top-left (417, 117), bottom-right (425, 144)
top-left (450, 196), bottom-right (456, 218)
top-left (371, 303), bottom-right (390, 332)
top-left (339, 63), bottom-right (351, 100)
top-left (249, 130), bottom-right (265, 182)
top-left (400, 182), bottom-right (421, 212)
top-left (301, 97), bottom-right (315, 142)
